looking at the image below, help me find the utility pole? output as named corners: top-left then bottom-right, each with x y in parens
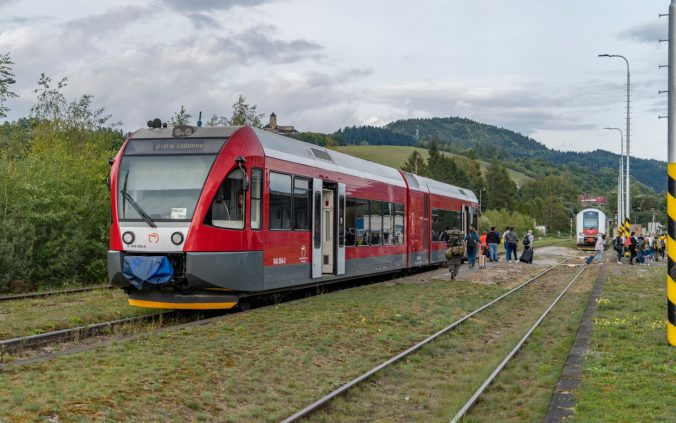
top-left (667, 0), bottom-right (676, 346)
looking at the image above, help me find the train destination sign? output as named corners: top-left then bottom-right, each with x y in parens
top-left (153, 140), bottom-right (205, 152)
top-left (123, 138), bottom-right (226, 155)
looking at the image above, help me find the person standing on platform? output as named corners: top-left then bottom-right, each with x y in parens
top-left (614, 233), bottom-right (624, 264)
top-left (464, 226), bottom-right (481, 269)
top-left (487, 226), bottom-right (500, 262)
top-left (505, 227), bottom-right (519, 263)
top-left (594, 234), bottom-right (606, 263)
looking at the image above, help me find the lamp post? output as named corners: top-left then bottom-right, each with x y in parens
top-left (599, 54), bottom-right (631, 221)
top-left (479, 187), bottom-right (485, 214)
top-left (604, 127), bottom-right (624, 225)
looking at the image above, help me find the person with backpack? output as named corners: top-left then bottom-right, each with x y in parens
top-left (464, 226), bottom-right (481, 269)
top-left (636, 235), bottom-right (646, 265)
top-left (486, 227), bottom-right (501, 262)
top-left (613, 234), bottom-right (624, 264)
top-left (504, 227), bottom-right (519, 263)
top-left (520, 229), bottom-right (534, 263)
top-left (444, 228), bottom-right (465, 279)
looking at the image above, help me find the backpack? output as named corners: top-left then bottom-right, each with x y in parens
top-left (444, 230), bottom-right (465, 258)
top-left (522, 235), bottom-right (530, 247)
top-left (466, 234), bottom-right (477, 249)
top-left (615, 237), bottom-right (623, 249)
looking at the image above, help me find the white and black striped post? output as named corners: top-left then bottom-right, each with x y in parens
top-left (667, 0), bottom-right (676, 346)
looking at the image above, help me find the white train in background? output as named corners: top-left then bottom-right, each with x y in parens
top-left (576, 208), bottom-right (607, 250)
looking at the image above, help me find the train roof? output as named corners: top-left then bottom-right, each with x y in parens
top-left (578, 208), bottom-right (605, 214)
top-left (252, 128), bottom-right (408, 188)
top-left (131, 127), bottom-right (239, 139)
top-left (129, 126), bottom-right (478, 202)
top-left (417, 175), bottom-right (478, 203)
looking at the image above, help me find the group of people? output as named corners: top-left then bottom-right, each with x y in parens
top-left (444, 225), bottom-right (536, 279)
top-left (611, 232), bottom-right (666, 265)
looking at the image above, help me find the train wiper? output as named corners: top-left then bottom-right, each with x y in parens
top-left (120, 171), bottom-right (157, 228)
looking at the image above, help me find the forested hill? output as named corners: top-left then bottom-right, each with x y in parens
top-left (331, 117), bottom-right (665, 193)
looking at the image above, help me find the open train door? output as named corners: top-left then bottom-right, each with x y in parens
top-left (337, 183), bottom-right (346, 275)
top-left (312, 178), bottom-right (323, 279)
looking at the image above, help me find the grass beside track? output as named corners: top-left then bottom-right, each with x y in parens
top-left (574, 263), bottom-right (675, 422)
top-left (0, 266), bottom-right (551, 421)
top-left (0, 288), bottom-right (158, 339)
top-left (305, 264), bottom-right (597, 422)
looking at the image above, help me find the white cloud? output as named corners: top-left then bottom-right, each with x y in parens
top-left (619, 20), bottom-right (666, 44)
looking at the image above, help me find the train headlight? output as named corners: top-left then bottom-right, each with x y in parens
top-left (171, 232), bottom-right (184, 245)
top-left (122, 231), bottom-right (135, 245)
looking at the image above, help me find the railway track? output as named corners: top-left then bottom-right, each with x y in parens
top-left (280, 258), bottom-right (580, 423)
top-left (0, 312), bottom-right (173, 355)
top-left (449, 262), bottom-right (589, 422)
top-left (0, 285), bottom-right (113, 303)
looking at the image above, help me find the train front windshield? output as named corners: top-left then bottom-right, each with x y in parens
top-left (583, 211), bottom-right (598, 229)
top-left (117, 138), bottom-right (224, 222)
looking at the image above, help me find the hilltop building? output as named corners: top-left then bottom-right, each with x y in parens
top-left (263, 112), bottom-right (298, 135)
top-left (578, 194), bottom-right (608, 206)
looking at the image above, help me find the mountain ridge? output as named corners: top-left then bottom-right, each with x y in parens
top-left (329, 116), bottom-right (664, 193)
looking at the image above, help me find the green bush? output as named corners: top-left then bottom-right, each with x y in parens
top-left (478, 209), bottom-right (541, 237)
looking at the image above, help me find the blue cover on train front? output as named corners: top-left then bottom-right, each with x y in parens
top-left (122, 256), bottom-right (174, 289)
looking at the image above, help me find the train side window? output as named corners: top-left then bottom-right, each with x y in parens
top-left (383, 202), bottom-right (393, 245)
top-left (269, 172), bottom-right (292, 230)
top-left (211, 168), bottom-right (245, 229)
top-left (370, 200), bottom-right (383, 245)
top-left (394, 203), bottom-right (405, 244)
top-left (355, 199), bottom-right (369, 246)
top-left (345, 197), bottom-right (356, 246)
top-left (431, 208), bottom-right (440, 242)
top-left (293, 177), bottom-right (311, 230)
top-left (250, 168), bottom-right (262, 230)
top-left (449, 210), bottom-right (460, 231)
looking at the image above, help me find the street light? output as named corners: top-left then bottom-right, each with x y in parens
top-left (604, 127), bottom-right (624, 225)
top-left (478, 187), bottom-right (486, 214)
top-left (599, 54), bottom-right (631, 221)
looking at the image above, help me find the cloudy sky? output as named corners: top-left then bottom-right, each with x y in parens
top-left (0, 0), bottom-right (670, 160)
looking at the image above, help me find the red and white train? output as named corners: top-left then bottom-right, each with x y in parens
top-left (108, 126), bottom-right (479, 309)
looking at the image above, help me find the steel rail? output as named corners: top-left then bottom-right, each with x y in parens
top-left (0, 285), bottom-right (113, 303)
top-left (0, 311), bottom-right (173, 354)
top-left (449, 263), bottom-right (588, 423)
top-left (280, 258), bottom-right (572, 423)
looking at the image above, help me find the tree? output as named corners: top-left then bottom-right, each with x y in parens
top-left (30, 73), bottom-right (118, 130)
top-left (401, 150), bottom-right (428, 175)
top-left (170, 105), bottom-right (192, 126)
top-left (483, 160), bottom-right (517, 211)
top-left (455, 156), bottom-right (484, 194)
top-left (0, 52), bottom-right (17, 119)
top-left (206, 114), bottom-right (228, 126)
top-left (229, 95), bottom-right (264, 127)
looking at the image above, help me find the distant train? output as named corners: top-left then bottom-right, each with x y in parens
top-left (107, 125), bottom-right (479, 309)
top-left (576, 208), bottom-right (607, 249)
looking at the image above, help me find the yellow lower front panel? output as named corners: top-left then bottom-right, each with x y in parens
top-left (128, 298), bottom-right (238, 310)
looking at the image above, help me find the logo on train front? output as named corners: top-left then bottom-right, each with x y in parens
top-left (148, 233), bottom-right (159, 243)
